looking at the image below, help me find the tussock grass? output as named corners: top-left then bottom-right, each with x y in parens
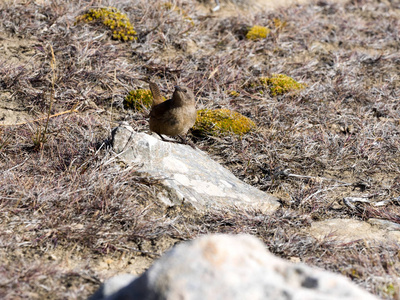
top-left (0, 0), bottom-right (399, 298)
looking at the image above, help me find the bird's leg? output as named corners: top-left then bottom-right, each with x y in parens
top-left (157, 133), bottom-right (168, 141)
top-left (178, 135), bottom-right (196, 149)
top-left (156, 133), bottom-right (196, 149)
top-left (157, 133), bottom-right (186, 146)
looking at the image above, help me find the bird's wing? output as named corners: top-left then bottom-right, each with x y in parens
top-left (150, 100), bottom-right (170, 119)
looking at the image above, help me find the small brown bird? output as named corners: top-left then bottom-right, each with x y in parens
top-left (149, 82), bottom-right (197, 145)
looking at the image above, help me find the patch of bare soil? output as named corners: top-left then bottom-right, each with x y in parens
top-left (0, 92), bottom-right (31, 125)
top-left (0, 0), bottom-right (400, 299)
top-left (0, 33), bottom-right (39, 125)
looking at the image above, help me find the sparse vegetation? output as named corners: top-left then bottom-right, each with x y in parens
top-left (228, 90), bottom-right (240, 97)
top-left (272, 18), bottom-right (287, 30)
top-left (0, 0), bottom-right (400, 299)
top-left (124, 89), bottom-right (154, 111)
top-left (162, 1), bottom-right (195, 25)
top-left (32, 45), bottom-right (57, 150)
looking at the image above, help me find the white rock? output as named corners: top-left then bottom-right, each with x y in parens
top-left (90, 234), bottom-right (378, 300)
top-left (111, 124), bottom-right (279, 214)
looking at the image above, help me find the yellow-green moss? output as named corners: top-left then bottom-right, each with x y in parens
top-left (76, 7), bottom-right (137, 42)
top-left (124, 89), bottom-right (154, 111)
top-left (228, 91), bottom-right (240, 97)
top-left (272, 18), bottom-right (287, 30)
top-left (383, 283), bottom-right (397, 298)
top-left (246, 25), bottom-right (270, 40)
top-left (260, 74), bottom-right (305, 96)
top-left (194, 109), bottom-right (256, 136)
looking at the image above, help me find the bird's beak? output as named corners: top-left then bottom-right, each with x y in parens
top-left (175, 86), bottom-right (182, 91)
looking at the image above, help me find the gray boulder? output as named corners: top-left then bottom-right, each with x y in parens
top-left (90, 234), bottom-right (377, 300)
top-left (111, 124), bottom-right (279, 214)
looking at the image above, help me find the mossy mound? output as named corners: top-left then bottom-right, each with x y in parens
top-left (246, 25), bottom-right (270, 40)
top-left (76, 7), bottom-right (136, 41)
top-left (124, 89), bottom-right (154, 111)
top-left (194, 109), bottom-right (256, 136)
top-left (260, 74), bottom-right (305, 96)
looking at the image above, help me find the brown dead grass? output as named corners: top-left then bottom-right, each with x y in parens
top-left (0, 0), bottom-right (400, 299)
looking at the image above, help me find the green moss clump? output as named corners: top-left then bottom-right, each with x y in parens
top-left (260, 74), bottom-right (305, 96)
top-left (76, 7), bottom-right (137, 42)
top-left (194, 109), bottom-right (256, 136)
top-left (246, 25), bottom-right (270, 40)
top-left (124, 89), bottom-right (154, 111)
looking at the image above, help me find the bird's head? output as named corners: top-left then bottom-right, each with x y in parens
top-left (173, 86), bottom-right (195, 104)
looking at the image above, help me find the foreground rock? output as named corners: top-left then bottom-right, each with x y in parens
top-left (111, 124), bottom-right (279, 213)
top-left (90, 234), bottom-right (377, 300)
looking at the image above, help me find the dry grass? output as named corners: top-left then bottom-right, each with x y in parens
top-left (0, 0), bottom-right (400, 299)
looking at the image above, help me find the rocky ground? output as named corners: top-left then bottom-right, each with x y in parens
top-left (0, 0), bottom-right (399, 299)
